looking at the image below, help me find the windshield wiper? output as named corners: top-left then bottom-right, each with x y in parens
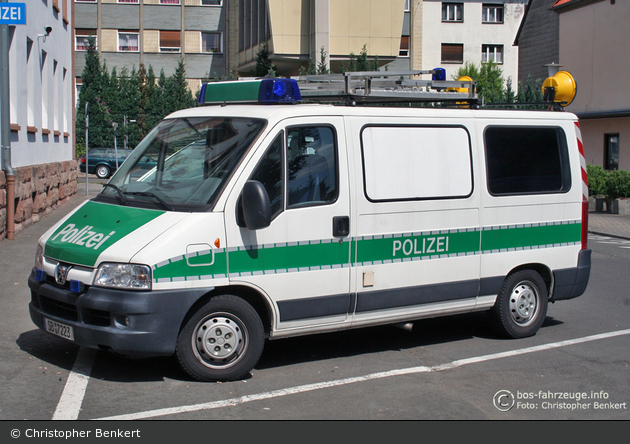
top-left (123, 191), bottom-right (174, 211)
top-left (102, 183), bottom-right (129, 205)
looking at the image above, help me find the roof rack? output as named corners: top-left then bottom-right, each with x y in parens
top-left (294, 70), bottom-right (478, 106)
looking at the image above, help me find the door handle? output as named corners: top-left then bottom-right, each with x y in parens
top-left (333, 216), bottom-right (350, 237)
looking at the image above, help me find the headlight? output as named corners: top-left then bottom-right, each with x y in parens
top-left (34, 244), bottom-right (44, 269)
top-left (94, 263), bottom-right (152, 290)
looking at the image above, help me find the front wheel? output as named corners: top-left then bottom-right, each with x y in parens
top-left (95, 164), bottom-right (111, 179)
top-left (176, 295), bottom-right (265, 382)
top-left (490, 270), bottom-right (548, 339)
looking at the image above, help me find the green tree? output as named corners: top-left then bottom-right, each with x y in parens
top-left (253, 42), bottom-right (277, 77)
top-left (455, 61), bottom-right (504, 103)
top-left (163, 58), bottom-right (197, 116)
top-left (75, 38), bottom-right (111, 156)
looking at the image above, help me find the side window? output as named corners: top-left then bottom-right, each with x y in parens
top-left (249, 133), bottom-right (284, 218)
top-left (485, 126), bottom-right (571, 195)
top-left (361, 125), bottom-right (473, 201)
top-left (287, 126), bottom-right (338, 208)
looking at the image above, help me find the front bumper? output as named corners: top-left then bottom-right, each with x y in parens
top-left (28, 269), bottom-right (210, 357)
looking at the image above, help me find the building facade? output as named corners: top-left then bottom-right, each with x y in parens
top-left (554, 0), bottom-right (629, 171)
top-left (74, 0), bottom-right (226, 97)
top-left (236, 0), bottom-right (407, 76)
top-left (513, 0), bottom-right (560, 85)
top-left (418, 0), bottom-right (527, 84)
top-left (1, 0), bottom-right (77, 240)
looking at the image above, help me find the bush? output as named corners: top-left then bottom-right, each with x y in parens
top-left (588, 165), bottom-right (630, 199)
top-left (604, 169), bottom-right (630, 200)
top-left (587, 164), bottom-right (607, 196)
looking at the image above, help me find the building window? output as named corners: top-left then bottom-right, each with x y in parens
top-left (160, 30), bottom-right (181, 52)
top-left (442, 3), bottom-right (463, 22)
top-left (160, 0), bottom-right (180, 4)
top-left (75, 0), bottom-right (96, 3)
top-left (118, 0), bottom-right (139, 3)
top-left (482, 45), bottom-right (503, 64)
top-left (118, 31), bottom-right (139, 52)
top-left (404, 0), bottom-right (410, 11)
top-left (399, 36), bottom-right (409, 57)
top-left (75, 29), bottom-right (97, 51)
top-left (482, 4), bottom-right (504, 23)
top-left (441, 43), bottom-right (463, 63)
top-left (202, 32), bottom-right (222, 53)
top-left (605, 134), bottom-right (620, 170)
top-left (201, 0), bottom-right (222, 5)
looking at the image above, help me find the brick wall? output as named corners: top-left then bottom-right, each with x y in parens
top-left (0, 161), bottom-right (78, 241)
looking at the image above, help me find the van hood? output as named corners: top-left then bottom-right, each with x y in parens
top-left (42, 201), bottom-right (183, 267)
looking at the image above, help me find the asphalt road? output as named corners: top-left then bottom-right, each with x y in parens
top-left (1, 195), bottom-right (628, 425)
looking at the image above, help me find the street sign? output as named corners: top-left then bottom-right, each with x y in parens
top-left (0, 3), bottom-right (26, 25)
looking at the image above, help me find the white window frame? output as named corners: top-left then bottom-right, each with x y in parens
top-left (75, 31), bottom-right (97, 51)
top-left (482, 4), bottom-right (504, 24)
top-left (442, 3), bottom-right (464, 23)
top-left (201, 32), bottom-right (222, 53)
top-left (482, 44), bottom-right (503, 64)
top-left (118, 31), bottom-right (139, 52)
top-left (159, 0), bottom-right (181, 5)
top-left (404, 0), bottom-right (410, 12)
top-left (201, 0), bottom-right (223, 5)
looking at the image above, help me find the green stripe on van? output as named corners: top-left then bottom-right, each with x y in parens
top-left (149, 221), bottom-right (582, 282)
top-left (44, 201), bottom-right (165, 267)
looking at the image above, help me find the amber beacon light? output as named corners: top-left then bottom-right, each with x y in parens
top-left (542, 70), bottom-right (577, 107)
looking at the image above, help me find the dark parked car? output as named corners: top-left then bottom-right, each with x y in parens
top-left (79, 148), bottom-right (132, 179)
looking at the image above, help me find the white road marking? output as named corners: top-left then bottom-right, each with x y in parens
top-left (93, 328), bottom-right (630, 421)
top-left (52, 347), bottom-right (97, 420)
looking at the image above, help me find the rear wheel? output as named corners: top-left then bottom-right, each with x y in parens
top-left (95, 164), bottom-right (111, 179)
top-left (490, 270), bottom-right (548, 339)
top-left (176, 295), bottom-right (265, 382)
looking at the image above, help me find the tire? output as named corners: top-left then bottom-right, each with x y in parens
top-left (176, 295), bottom-right (265, 382)
top-left (490, 270), bottom-right (548, 339)
top-left (95, 164), bottom-right (111, 179)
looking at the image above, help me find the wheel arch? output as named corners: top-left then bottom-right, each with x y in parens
top-left (505, 263), bottom-right (553, 296)
top-left (179, 284), bottom-right (275, 339)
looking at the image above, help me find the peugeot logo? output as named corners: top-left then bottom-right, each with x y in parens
top-left (55, 263), bottom-right (72, 285)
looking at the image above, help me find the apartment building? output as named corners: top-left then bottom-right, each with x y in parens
top-left (417, 1), bottom-right (527, 84)
top-left (74, 0), bottom-right (226, 96)
top-left (236, 0), bottom-right (407, 76)
top-left (1, 0), bottom-right (77, 240)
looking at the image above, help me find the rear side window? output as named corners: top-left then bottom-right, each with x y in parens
top-left (485, 126), bottom-right (571, 195)
top-left (361, 125), bottom-right (473, 201)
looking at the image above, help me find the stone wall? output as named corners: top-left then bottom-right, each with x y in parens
top-left (0, 161), bottom-right (78, 240)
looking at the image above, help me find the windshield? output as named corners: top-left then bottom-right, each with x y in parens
top-left (97, 116), bottom-right (266, 211)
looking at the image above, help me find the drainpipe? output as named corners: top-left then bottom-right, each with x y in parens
top-left (0, 13), bottom-right (16, 240)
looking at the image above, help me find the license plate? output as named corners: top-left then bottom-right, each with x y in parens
top-left (43, 317), bottom-right (74, 341)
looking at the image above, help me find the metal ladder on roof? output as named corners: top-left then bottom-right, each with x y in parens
top-left (294, 69), bottom-right (478, 106)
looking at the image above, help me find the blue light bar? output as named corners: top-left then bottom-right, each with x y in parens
top-left (432, 68), bottom-right (446, 81)
top-left (198, 79), bottom-right (301, 105)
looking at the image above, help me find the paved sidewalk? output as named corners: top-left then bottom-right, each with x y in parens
top-left (588, 211), bottom-right (630, 240)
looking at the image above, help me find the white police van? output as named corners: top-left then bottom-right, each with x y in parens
top-left (28, 70), bottom-right (591, 381)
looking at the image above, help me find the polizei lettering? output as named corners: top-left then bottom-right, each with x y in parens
top-left (393, 235), bottom-right (449, 258)
top-left (51, 224), bottom-right (116, 250)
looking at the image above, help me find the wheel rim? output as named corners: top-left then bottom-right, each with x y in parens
top-left (509, 281), bottom-right (539, 327)
top-left (96, 166), bottom-right (109, 178)
top-left (192, 313), bottom-right (247, 369)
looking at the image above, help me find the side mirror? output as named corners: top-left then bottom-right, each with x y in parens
top-left (241, 180), bottom-right (271, 230)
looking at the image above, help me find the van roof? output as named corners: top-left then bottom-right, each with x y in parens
top-left (166, 103), bottom-right (579, 122)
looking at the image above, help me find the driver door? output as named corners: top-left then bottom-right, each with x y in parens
top-left (224, 117), bottom-right (352, 332)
